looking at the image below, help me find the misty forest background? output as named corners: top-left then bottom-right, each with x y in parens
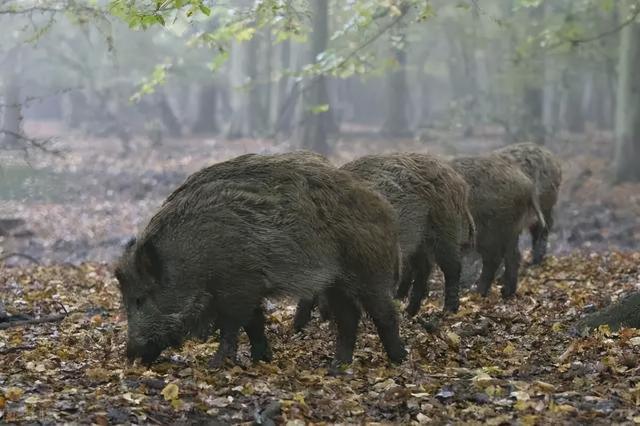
top-left (1, 0), bottom-right (640, 264)
top-left (1, 0), bottom-right (640, 424)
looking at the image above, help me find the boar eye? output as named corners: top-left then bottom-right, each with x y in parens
top-left (135, 297), bottom-right (143, 309)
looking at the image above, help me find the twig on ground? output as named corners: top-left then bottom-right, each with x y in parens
top-left (0, 313), bottom-right (67, 330)
top-left (0, 345), bottom-right (37, 355)
top-left (54, 301), bottom-right (69, 315)
top-left (544, 277), bottom-right (586, 284)
top-left (0, 130), bottom-right (64, 157)
top-left (0, 252), bottom-right (41, 265)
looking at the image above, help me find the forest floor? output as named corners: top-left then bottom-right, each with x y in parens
top-left (1, 122), bottom-right (640, 423)
top-left (1, 252), bottom-right (640, 424)
top-left (0, 123), bottom-right (639, 265)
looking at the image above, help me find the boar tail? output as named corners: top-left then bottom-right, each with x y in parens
top-left (530, 169), bottom-right (547, 230)
top-left (465, 205), bottom-right (477, 248)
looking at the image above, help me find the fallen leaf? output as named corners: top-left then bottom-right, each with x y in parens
top-left (161, 383), bottom-right (179, 401)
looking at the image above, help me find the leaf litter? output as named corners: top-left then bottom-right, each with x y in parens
top-left (1, 251), bottom-right (640, 423)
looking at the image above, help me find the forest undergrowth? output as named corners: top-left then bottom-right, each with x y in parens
top-left (1, 252), bottom-right (640, 423)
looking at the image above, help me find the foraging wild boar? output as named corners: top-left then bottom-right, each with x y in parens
top-left (294, 153), bottom-right (475, 326)
top-left (115, 151), bottom-right (406, 368)
top-left (494, 143), bottom-right (562, 265)
top-left (451, 155), bottom-right (545, 298)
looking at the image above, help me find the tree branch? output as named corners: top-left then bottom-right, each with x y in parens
top-left (0, 130), bottom-right (63, 157)
top-left (0, 313), bottom-right (67, 330)
top-left (544, 1), bottom-right (640, 51)
top-left (274, 7), bottom-right (409, 134)
top-left (0, 252), bottom-right (41, 265)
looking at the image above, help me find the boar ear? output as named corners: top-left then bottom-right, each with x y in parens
top-left (125, 237), bottom-right (136, 250)
top-left (136, 239), bottom-right (163, 281)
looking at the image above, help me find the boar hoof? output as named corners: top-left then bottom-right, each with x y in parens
top-left (388, 346), bottom-right (407, 364)
top-left (405, 303), bottom-right (420, 318)
top-left (208, 352), bottom-right (238, 369)
top-left (500, 287), bottom-right (516, 299)
top-left (251, 343), bottom-right (273, 363)
top-left (328, 361), bottom-right (350, 376)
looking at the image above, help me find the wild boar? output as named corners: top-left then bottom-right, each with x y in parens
top-left (294, 153), bottom-right (474, 325)
top-left (494, 142), bottom-right (562, 264)
top-left (451, 155), bottom-right (545, 298)
top-left (115, 151), bottom-right (406, 369)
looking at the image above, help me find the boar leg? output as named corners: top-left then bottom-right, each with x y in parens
top-left (501, 237), bottom-right (521, 299)
top-left (317, 292), bottom-right (332, 321)
top-left (437, 241), bottom-right (462, 313)
top-left (530, 212), bottom-right (552, 265)
top-left (476, 253), bottom-right (501, 297)
top-left (406, 245), bottom-right (431, 317)
top-left (325, 285), bottom-right (361, 367)
top-left (209, 320), bottom-right (240, 368)
top-left (395, 256), bottom-right (415, 301)
top-left (292, 296), bottom-right (318, 332)
top-left (244, 306), bottom-right (273, 362)
top-left (360, 285), bottom-right (407, 364)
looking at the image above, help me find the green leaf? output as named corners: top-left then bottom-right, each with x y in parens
top-left (199, 4), bottom-right (211, 16)
top-left (309, 104), bottom-right (330, 114)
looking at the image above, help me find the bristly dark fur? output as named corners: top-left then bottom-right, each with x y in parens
top-left (294, 152), bottom-right (475, 327)
top-left (451, 154), bottom-right (544, 299)
top-left (494, 142), bottom-right (562, 265)
top-left (115, 151), bottom-right (406, 368)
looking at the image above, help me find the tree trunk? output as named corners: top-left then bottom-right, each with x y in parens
top-left (301, 0), bottom-right (334, 155)
top-left (564, 69), bottom-right (585, 134)
top-left (1, 48), bottom-right (22, 149)
top-left (192, 85), bottom-right (219, 135)
top-left (414, 55), bottom-right (430, 130)
top-left (263, 27), bottom-right (273, 132)
top-left (275, 39), bottom-right (294, 134)
top-left (614, 6), bottom-right (640, 182)
top-left (158, 91), bottom-right (182, 137)
top-left (382, 32), bottom-right (411, 137)
top-left (576, 293), bottom-right (640, 333)
top-left (228, 35), bottom-right (266, 138)
top-left (521, 4), bottom-right (545, 143)
top-left (2, 82), bottom-right (22, 148)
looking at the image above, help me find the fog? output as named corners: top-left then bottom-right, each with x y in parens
top-left (1, 0), bottom-right (639, 264)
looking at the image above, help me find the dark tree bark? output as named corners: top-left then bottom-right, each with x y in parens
top-left (301, 0), bottom-right (335, 155)
top-left (576, 293), bottom-right (640, 332)
top-left (614, 5), bottom-right (640, 182)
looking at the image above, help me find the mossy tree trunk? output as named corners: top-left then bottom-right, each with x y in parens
top-left (614, 2), bottom-right (640, 183)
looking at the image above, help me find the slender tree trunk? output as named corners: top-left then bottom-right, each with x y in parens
top-left (301, 0), bottom-right (334, 154)
top-left (192, 85), bottom-right (219, 134)
top-left (521, 4), bottom-right (545, 143)
top-left (614, 6), bottom-right (640, 182)
top-left (563, 68), bottom-right (585, 134)
top-left (1, 48), bottom-right (22, 148)
top-left (264, 27), bottom-right (273, 132)
top-left (2, 82), bottom-right (22, 148)
top-left (228, 35), bottom-right (266, 138)
top-left (382, 32), bottom-right (411, 137)
top-left (275, 39), bottom-right (293, 134)
top-left (158, 91), bottom-right (182, 137)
